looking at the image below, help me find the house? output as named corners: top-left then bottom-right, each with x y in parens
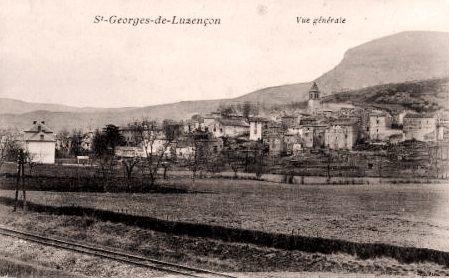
top-left (23, 121), bottom-right (56, 164)
top-left (184, 115), bottom-right (205, 133)
top-left (249, 117), bottom-right (269, 141)
top-left (368, 112), bottom-right (403, 141)
top-left (325, 119), bottom-right (359, 150)
top-left (283, 133), bottom-right (302, 155)
top-left (280, 115), bottom-right (298, 129)
top-left (301, 124), bottom-right (326, 149)
top-left (403, 113), bottom-right (437, 141)
top-left (203, 114), bottom-right (222, 137)
top-left (215, 117), bottom-right (250, 138)
top-left (176, 131), bottom-right (223, 160)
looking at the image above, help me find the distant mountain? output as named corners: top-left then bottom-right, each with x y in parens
top-left (0, 98), bottom-right (139, 115)
top-left (315, 31), bottom-right (449, 94)
top-left (0, 98), bottom-right (88, 114)
top-left (237, 31), bottom-right (449, 104)
top-left (0, 99), bottom-right (230, 132)
top-left (1, 31), bottom-right (448, 131)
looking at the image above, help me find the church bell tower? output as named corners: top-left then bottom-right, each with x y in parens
top-left (307, 82), bottom-right (322, 114)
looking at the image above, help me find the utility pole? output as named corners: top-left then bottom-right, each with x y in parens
top-left (13, 149), bottom-right (27, 212)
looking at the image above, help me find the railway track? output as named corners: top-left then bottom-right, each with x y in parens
top-left (0, 225), bottom-right (237, 278)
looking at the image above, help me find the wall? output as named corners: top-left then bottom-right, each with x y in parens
top-left (26, 141), bottom-right (55, 164)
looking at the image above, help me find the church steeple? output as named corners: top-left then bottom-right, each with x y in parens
top-left (309, 82), bottom-right (320, 100)
top-left (307, 82), bottom-right (322, 114)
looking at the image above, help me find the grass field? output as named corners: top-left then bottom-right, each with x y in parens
top-left (1, 178), bottom-right (449, 252)
top-left (1, 206), bottom-right (449, 275)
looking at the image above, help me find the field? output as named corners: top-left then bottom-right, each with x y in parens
top-left (3, 206), bottom-right (449, 276)
top-left (1, 178), bottom-right (449, 252)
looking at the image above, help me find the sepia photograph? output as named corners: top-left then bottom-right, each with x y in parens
top-left (0, 0), bottom-right (449, 277)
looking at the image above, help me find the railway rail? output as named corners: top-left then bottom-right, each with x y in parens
top-left (0, 225), bottom-right (237, 278)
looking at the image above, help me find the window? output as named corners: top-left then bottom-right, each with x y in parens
top-left (40, 134), bottom-right (44, 140)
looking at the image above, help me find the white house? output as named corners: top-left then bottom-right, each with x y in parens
top-left (23, 121), bottom-right (56, 164)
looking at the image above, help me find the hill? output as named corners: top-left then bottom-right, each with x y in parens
top-left (237, 31), bottom-right (449, 104)
top-left (323, 78), bottom-right (449, 113)
top-left (1, 31), bottom-right (448, 131)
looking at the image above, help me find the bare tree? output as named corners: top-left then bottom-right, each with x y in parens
top-left (254, 142), bottom-right (268, 180)
top-left (121, 156), bottom-right (140, 191)
top-left (0, 130), bottom-right (14, 172)
top-left (133, 120), bottom-right (180, 187)
top-left (223, 145), bottom-right (241, 179)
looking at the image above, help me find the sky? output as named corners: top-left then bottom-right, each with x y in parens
top-left (0, 0), bottom-right (449, 108)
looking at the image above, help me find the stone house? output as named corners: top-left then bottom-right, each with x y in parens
top-left (403, 113), bottom-right (437, 141)
top-left (301, 124), bottom-right (326, 149)
top-left (325, 119), bottom-right (359, 150)
top-left (368, 112), bottom-right (403, 141)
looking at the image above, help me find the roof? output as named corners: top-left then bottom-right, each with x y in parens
top-left (248, 117), bottom-right (269, 122)
top-left (309, 82), bottom-right (320, 92)
top-left (203, 114), bottom-right (218, 119)
top-left (281, 115), bottom-right (297, 119)
top-left (404, 113), bottom-right (435, 119)
top-left (218, 118), bottom-right (250, 127)
top-left (23, 121), bottom-right (54, 134)
top-left (369, 111), bottom-right (390, 117)
top-left (330, 118), bottom-right (360, 126)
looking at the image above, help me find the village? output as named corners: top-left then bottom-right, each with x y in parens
top-left (5, 82), bottom-right (447, 182)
